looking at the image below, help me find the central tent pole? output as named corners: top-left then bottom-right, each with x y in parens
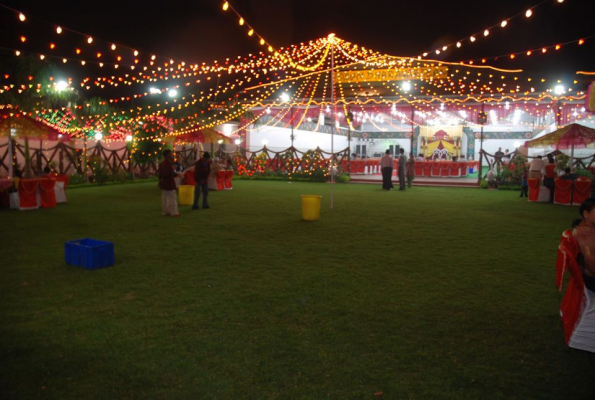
top-left (330, 35), bottom-right (335, 210)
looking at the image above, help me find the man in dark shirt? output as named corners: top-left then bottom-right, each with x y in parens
top-left (193, 152), bottom-right (211, 210)
top-left (495, 147), bottom-right (504, 163)
top-left (158, 149), bottom-right (180, 217)
top-left (561, 167), bottom-right (576, 181)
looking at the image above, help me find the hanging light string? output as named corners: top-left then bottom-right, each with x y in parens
top-left (459, 35), bottom-right (592, 64)
top-left (418, 0), bottom-right (563, 58)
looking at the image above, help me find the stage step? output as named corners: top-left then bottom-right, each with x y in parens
top-left (349, 177), bottom-right (479, 189)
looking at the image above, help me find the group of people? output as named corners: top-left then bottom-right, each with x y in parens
top-left (522, 153), bottom-right (577, 200)
top-left (380, 149), bottom-right (415, 191)
top-left (158, 150), bottom-right (231, 217)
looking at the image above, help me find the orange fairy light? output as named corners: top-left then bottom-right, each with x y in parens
top-left (578, 39), bottom-right (585, 45)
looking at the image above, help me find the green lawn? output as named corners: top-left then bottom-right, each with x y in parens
top-left (1, 181), bottom-right (594, 400)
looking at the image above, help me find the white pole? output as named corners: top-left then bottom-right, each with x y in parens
top-left (7, 134), bottom-right (13, 178)
top-left (330, 37), bottom-right (335, 210)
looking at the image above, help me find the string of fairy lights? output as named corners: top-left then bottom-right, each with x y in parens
top-left (0, 0), bottom-right (592, 145)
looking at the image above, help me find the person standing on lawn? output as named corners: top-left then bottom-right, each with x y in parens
top-left (406, 152), bottom-right (415, 188)
top-left (193, 152), bottom-right (211, 210)
top-left (398, 148), bottom-right (407, 191)
top-left (380, 149), bottom-right (394, 190)
top-left (158, 149), bottom-right (180, 217)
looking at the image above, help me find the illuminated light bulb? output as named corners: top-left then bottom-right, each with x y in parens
top-left (81, 61), bottom-right (86, 65)
top-left (40, 55), bottom-right (45, 60)
top-left (99, 63), bottom-right (104, 67)
top-left (435, 50), bottom-right (440, 55)
top-left (423, 52), bottom-right (428, 57)
top-left (557, 0), bottom-right (564, 2)
top-left (525, 9), bottom-right (532, 17)
top-left (151, 55), bottom-right (156, 60)
top-left (470, 36), bottom-right (476, 42)
top-left (268, 45), bottom-right (273, 52)
top-left (542, 48), bottom-right (547, 53)
top-left (76, 48), bottom-right (81, 54)
top-left (125, 135), bottom-right (133, 142)
top-left (134, 50), bottom-right (139, 56)
top-left (222, 2), bottom-right (229, 10)
top-left (170, 59), bottom-right (174, 64)
top-left (248, 29), bottom-right (254, 36)
top-left (168, 89), bottom-right (178, 98)
top-left (510, 54), bottom-right (515, 59)
top-left (94, 132), bottom-right (103, 141)
top-left (117, 56), bottom-right (122, 61)
top-left (96, 52), bottom-right (102, 58)
top-left (55, 81), bottom-right (68, 91)
top-left (442, 46), bottom-right (447, 51)
top-left (62, 58), bottom-right (67, 63)
top-left (555, 44), bottom-right (561, 50)
top-left (481, 58), bottom-right (486, 63)
top-left (56, 26), bottom-right (62, 34)
top-left (527, 50), bottom-right (532, 56)
top-left (239, 17), bottom-right (244, 25)
top-left (456, 42), bottom-right (461, 48)
top-left (20, 36), bottom-right (26, 42)
top-left (50, 43), bottom-right (56, 49)
top-left (18, 13), bottom-right (26, 21)
top-left (260, 38), bottom-right (265, 45)
top-left (483, 29), bottom-right (489, 37)
top-left (501, 20), bottom-right (508, 28)
top-left (87, 36), bottom-right (93, 44)
top-left (15, 50), bottom-right (21, 56)
top-left (578, 39), bottom-right (585, 45)
top-left (554, 85), bottom-right (565, 95)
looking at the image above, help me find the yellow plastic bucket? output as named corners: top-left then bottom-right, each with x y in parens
top-left (301, 195), bottom-right (322, 221)
top-left (178, 185), bottom-right (194, 206)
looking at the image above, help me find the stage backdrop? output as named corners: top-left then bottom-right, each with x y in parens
top-left (419, 126), bottom-right (463, 158)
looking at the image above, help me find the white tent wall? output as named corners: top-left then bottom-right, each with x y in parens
top-left (473, 139), bottom-right (522, 159)
top-left (247, 126), bottom-right (348, 153)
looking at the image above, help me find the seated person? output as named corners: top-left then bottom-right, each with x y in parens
top-left (561, 167), bottom-right (577, 181)
top-left (452, 156), bottom-right (458, 162)
top-left (416, 154), bottom-right (425, 162)
top-left (41, 166), bottom-right (56, 178)
top-left (572, 198), bottom-right (595, 292)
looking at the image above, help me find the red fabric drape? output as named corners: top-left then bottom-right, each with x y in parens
top-left (216, 171), bottom-right (225, 191)
top-left (556, 230), bottom-right (585, 344)
top-left (459, 162), bottom-right (468, 176)
top-left (423, 162), bottom-right (432, 177)
top-left (528, 178), bottom-right (540, 202)
top-left (18, 179), bottom-right (39, 209)
top-left (431, 162), bottom-right (441, 177)
top-left (573, 179), bottom-right (592, 206)
top-left (415, 162), bottom-right (423, 177)
top-left (224, 171), bottom-right (233, 189)
top-left (449, 163), bottom-right (460, 177)
top-left (554, 179), bottom-right (573, 205)
top-left (440, 162), bottom-right (450, 177)
top-left (184, 170), bottom-right (196, 186)
top-left (39, 178), bottom-right (57, 208)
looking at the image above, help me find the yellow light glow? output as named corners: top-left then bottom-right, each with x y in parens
top-left (223, 2), bottom-right (229, 10)
top-left (87, 36), bottom-right (93, 44)
top-left (470, 36), bottom-right (476, 42)
top-left (260, 38), bottom-right (265, 45)
top-left (18, 13), bottom-right (26, 22)
top-left (501, 20), bottom-right (508, 28)
top-left (239, 18), bottom-right (244, 25)
top-left (525, 9), bottom-right (532, 17)
top-left (248, 29), bottom-right (254, 36)
top-left (56, 26), bottom-right (62, 34)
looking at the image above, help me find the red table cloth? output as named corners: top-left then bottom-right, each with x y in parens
top-left (18, 178), bottom-right (39, 210)
top-left (573, 179), bottom-right (592, 206)
top-left (554, 178), bottom-right (573, 205)
top-left (528, 178), bottom-right (541, 202)
top-left (39, 178), bottom-right (57, 208)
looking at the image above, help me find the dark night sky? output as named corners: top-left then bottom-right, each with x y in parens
top-left (2, 0), bottom-right (593, 90)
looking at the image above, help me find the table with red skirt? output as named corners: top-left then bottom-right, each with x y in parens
top-left (1, 176), bottom-right (68, 210)
top-left (347, 159), bottom-right (478, 177)
top-left (529, 177), bottom-right (593, 205)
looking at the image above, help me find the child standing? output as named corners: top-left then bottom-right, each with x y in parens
top-left (520, 169), bottom-right (528, 197)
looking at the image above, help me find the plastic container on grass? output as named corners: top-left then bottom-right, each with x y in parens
top-left (178, 185), bottom-right (194, 206)
top-left (65, 238), bottom-right (114, 269)
top-left (301, 195), bottom-right (322, 221)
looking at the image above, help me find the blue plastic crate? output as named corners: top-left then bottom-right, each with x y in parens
top-left (65, 238), bottom-right (114, 270)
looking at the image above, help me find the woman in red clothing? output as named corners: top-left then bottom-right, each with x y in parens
top-left (544, 154), bottom-right (556, 203)
top-left (572, 198), bottom-right (595, 292)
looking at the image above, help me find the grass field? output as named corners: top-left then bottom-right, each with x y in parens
top-left (1, 181), bottom-right (594, 400)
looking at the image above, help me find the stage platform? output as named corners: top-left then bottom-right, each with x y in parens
top-left (350, 173), bottom-right (479, 188)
